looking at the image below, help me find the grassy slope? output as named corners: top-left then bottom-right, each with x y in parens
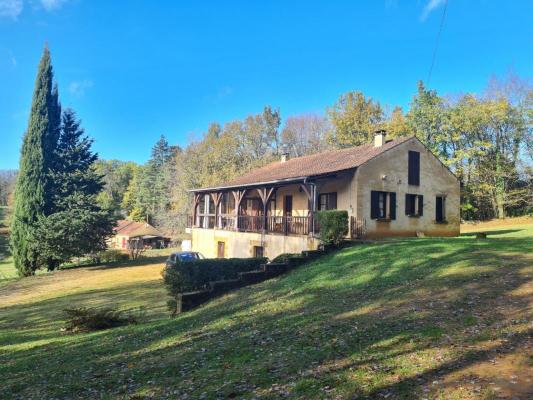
top-left (0, 223), bottom-right (532, 399)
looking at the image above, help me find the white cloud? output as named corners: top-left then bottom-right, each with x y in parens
top-left (40, 0), bottom-right (68, 11)
top-left (69, 79), bottom-right (93, 97)
top-left (0, 0), bottom-right (23, 19)
top-left (420, 0), bottom-right (446, 21)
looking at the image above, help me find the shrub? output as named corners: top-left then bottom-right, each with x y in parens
top-left (270, 253), bottom-right (300, 263)
top-left (270, 253), bottom-right (306, 267)
top-left (162, 257), bottom-right (267, 316)
top-left (63, 306), bottom-right (142, 333)
top-left (93, 249), bottom-right (130, 264)
top-left (316, 210), bottom-right (349, 246)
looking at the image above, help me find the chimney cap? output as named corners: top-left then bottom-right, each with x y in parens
top-left (374, 129), bottom-right (387, 135)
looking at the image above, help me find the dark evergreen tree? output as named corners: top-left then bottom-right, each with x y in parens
top-left (37, 109), bottom-right (116, 269)
top-left (10, 46), bottom-right (61, 276)
top-left (133, 135), bottom-right (174, 223)
top-left (150, 135), bottom-right (173, 168)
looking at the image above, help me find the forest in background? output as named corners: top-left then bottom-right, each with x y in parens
top-left (2, 72), bottom-right (531, 236)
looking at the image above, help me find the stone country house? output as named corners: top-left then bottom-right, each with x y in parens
top-left (188, 132), bottom-right (460, 259)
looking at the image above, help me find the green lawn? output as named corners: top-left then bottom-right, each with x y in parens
top-left (0, 223), bottom-right (532, 399)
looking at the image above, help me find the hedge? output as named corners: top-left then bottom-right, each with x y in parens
top-left (270, 252), bottom-right (307, 267)
top-left (315, 210), bottom-right (349, 246)
top-left (162, 257), bottom-right (267, 315)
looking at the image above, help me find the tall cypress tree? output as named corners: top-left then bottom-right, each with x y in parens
top-left (10, 46), bottom-right (61, 276)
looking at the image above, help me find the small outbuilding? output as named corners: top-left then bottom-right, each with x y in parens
top-left (109, 220), bottom-right (170, 250)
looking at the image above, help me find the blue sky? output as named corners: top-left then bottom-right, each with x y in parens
top-left (0, 0), bottom-right (531, 169)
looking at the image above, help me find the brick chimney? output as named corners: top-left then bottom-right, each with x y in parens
top-left (374, 129), bottom-right (387, 147)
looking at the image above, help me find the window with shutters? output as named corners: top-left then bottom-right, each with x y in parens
top-left (408, 151), bottom-right (420, 185)
top-left (370, 191), bottom-right (396, 220)
top-left (435, 196), bottom-right (446, 223)
top-left (405, 193), bottom-right (424, 217)
top-left (318, 192), bottom-right (337, 211)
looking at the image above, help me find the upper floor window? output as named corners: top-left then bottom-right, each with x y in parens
top-left (318, 192), bottom-right (337, 211)
top-left (371, 191), bottom-right (396, 220)
top-left (408, 151), bottom-right (420, 185)
top-left (405, 194), bottom-right (424, 217)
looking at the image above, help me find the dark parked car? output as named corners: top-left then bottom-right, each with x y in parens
top-left (166, 251), bottom-right (205, 267)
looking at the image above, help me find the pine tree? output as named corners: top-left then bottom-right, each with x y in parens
top-left (10, 46), bottom-right (61, 276)
top-left (53, 109), bottom-right (100, 202)
top-left (126, 135), bottom-right (174, 223)
top-left (36, 109), bottom-right (116, 269)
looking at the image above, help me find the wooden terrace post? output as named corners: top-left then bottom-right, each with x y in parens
top-left (299, 183), bottom-right (316, 235)
top-left (257, 187), bottom-right (276, 233)
top-left (193, 193), bottom-right (201, 227)
top-left (232, 189), bottom-right (247, 231)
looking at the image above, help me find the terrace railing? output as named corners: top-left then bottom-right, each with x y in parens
top-left (191, 214), bottom-right (316, 236)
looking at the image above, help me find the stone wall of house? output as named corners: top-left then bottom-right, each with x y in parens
top-left (191, 227), bottom-right (320, 259)
top-left (273, 184), bottom-right (310, 217)
top-left (354, 137), bottom-right (460, 238)
top-left (314, 171), bottom-right (355, 213)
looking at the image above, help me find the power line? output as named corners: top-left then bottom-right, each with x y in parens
top-left (427, 0), bottom-right (448, 85)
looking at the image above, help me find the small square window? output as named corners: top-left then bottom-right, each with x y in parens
top-left (253, 246), bottom-right (264, 258)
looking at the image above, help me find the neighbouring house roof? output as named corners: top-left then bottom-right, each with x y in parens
top-left (114, 220), bottom-right (165, 238)
top-left (192, 136), bottom-right (414, 192)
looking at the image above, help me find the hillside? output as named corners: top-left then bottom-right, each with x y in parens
top-left (0, 222), bottom-right (532, 399)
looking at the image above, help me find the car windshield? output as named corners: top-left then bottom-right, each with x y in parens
top-left (177, 252), bottom-right (199, 261)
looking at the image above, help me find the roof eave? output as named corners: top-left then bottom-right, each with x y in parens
top-left (189, 176), bottom-right (310, 193)
top-left (189, 168), bottom-right (357, 193)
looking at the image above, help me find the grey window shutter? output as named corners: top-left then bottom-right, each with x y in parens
top-left (408, 151), bottom-right (420, 185)
top-left (371, 191), bottom-right (379, 219)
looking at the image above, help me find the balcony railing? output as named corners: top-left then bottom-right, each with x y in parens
top-left (192, 214), bottom-right (316, 236)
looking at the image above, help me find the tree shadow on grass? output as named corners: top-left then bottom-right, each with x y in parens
top-left (68, 255), bottom-right (168, 271)
top-left (0, 235), bottom-right (531, 399)
top-left (460, 228), bottom-right (523, 236)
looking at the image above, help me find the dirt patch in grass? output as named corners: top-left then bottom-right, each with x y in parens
top-left (439, 351), bottom-right (533, 399)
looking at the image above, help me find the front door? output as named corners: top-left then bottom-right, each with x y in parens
top-left (217, 241), bottom-right (225, 258)
top-left (284, 195), bottom-right (293, 217)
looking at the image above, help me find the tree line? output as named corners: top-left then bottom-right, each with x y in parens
top-left (100, 73), bottom-right (531, 228)
top-left (0, 170), bottom-right (17, 208)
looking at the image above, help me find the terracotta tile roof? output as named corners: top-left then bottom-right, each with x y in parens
top-left (194, 136), bottom-right (413, 191)
top-left (114, 220), bottom-right (165, 238)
